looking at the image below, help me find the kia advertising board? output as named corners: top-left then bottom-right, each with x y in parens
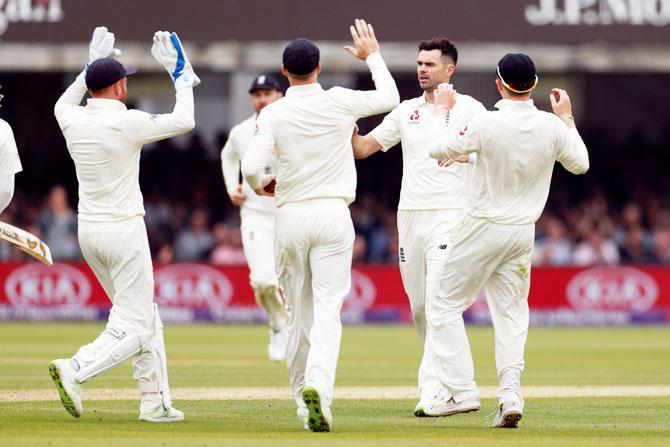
top-left (0, 263), bottom-right (668, 325)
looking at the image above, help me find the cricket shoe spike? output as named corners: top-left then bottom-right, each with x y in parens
top-left (48, 359), bottom-right (83, 418)
top-left (414, 397), bottom-right (441, 417)
top-left (139, 405), bottom-right (185, 423)
top-left (492, 402), bottom-right (523, 428)
top-left (297, 405), bottom-right (310, 430)
top-left (302, 384), bottom-right (332, 432)
top-left (423, 396), bottom-right (480, 417)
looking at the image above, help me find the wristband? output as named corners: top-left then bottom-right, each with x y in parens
top-left (559, 113), bottom-right (574, 121)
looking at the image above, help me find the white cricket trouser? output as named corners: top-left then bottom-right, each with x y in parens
top-left (240, 210), bottom-right (287, 331)
top-left (397, 209), bottom-right (463, 402)
top-left (72, 217), bottom-right (174, 412)
top-left (275, 198), bottom-right (354, 409)
top-left (426, 215), bottom-right (534, 407)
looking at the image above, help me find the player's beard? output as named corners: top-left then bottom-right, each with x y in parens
top-left (419, 77), bottom-right (436, 92)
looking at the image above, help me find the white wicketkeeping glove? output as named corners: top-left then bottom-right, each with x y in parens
top-left (151, 31), bottom-right (201, 90)
top-left (88, 26), bottom-right (122, 64)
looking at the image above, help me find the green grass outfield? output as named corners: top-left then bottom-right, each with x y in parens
top-left (1, 323), bottom-right (669, 446)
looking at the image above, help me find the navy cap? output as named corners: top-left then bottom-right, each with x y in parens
top-left (496, 53), bottom-right (538, 94)
top-left (85, 58), bottom-right (137, 91)
top-left (282, 38), bottom-right (320, 76)
top-left (249, 74), bottom-right (281, 93)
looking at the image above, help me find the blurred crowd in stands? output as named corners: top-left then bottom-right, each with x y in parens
top-left (3, 127), bottom-right (670, 267)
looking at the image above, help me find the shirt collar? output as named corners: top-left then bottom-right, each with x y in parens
top-left (86, 98), bottom-right (127, 111)
top-left (285, 83), bottom-right (323, 97)
top-left (494, 98), bottom-right (536, 110)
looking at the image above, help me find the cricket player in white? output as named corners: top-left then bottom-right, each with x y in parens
top-left (49, 27), bottom-right (199, 422)
top-left (221, 75), bottom-right (288, 361)
top-left (425, 53), bottom-right (589, 427)
top-left (352, 37), bottom-right (485, 416)
top-left (0, 112), bottom-right (22, 213)
top-left (242, 19), bottom-right (399, 432)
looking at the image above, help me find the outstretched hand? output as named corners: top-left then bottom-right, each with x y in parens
top-left (344, 19), bottom-right (380, 60)
top-left (89, 26), bottom-right (121, 64)
top-left (151, 31), bottom-right (201, 88)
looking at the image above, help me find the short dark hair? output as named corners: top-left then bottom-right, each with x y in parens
top-left (418, 38), bottom-right (458, 65)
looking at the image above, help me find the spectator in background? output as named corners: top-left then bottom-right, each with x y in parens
top-left (619, 225), bottom-right (656, 264)
top-left (210, 223), bottom-right (246, 265)
top-left (352, 233), bottom-right (368, 263)
top-left (174, 209), bottom-right (214, 261)
top-left (573, 223), bottom-right (620, 266)
top-left (653, 227), bottom-right (670, 264)
top-left (37, 185), bottom-right (79, 260)
top-left (533, 216), bottom-right (572, 266)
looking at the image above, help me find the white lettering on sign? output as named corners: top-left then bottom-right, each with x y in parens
top-left (0, 0), bottom-right (64, 36)
top-left (5, 263), bottom-right (92, 308)
top-left (525, 0), bottom-right (670, 26)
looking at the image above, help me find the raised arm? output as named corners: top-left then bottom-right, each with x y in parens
top-left (550, 89), bottom-right (589, 174)
top-left (343, 19), bottom-right (400, 117)
top-left (55, 26), bottom-right (121, 126)
top-left (124, 31), bottom-right (198, 145)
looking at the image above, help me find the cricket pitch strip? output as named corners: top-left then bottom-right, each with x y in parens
top-left (2, 385), bottom-right (670, 402)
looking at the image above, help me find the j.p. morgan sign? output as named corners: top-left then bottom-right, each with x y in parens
top-left (0, 0), bottom-right (666, 45)
top-left (525, 0), bottom-right (670, 26)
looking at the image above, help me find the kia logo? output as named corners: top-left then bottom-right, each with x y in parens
top-left (5, 263), bottom-right (91, 308)
top-left (154, 264), bottom-right (233, 311)
top-left (344, 269), bottom-right (377, 311)
top-left (566, 267), bottom-right (659, 312)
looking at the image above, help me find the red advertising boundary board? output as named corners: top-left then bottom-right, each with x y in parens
top-left (0, 263), bottom-right (668, 325)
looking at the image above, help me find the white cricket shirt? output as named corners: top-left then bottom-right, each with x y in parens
top-left (0, 119), bottom-right (22, 176)
top-left (242, 52), bottom-right (399, 207)
top-left (54, 74), bottom-right (195, 223)
top-left (221, 114), bottom-right (276, 217)
top-left (430, 99), bottom-right (589, 225)
top-left (369, 93), bottom-right (485, 210)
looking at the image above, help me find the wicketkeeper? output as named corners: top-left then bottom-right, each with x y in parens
top-left (49, 26), bottom-right (199, 422)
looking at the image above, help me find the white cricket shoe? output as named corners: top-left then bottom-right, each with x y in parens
top-left (414, 397), bottom-right (441, 417)
top-left (267, 329), bottom-right (287, 362)
top-left (492, 401), bottom-right (523, 428)
top-left (423, 396), bottom-right (481, 417)
top-left (139, 406), bottom-right (185, 423)
top-left (302, 384), bottom-right (333, 432)
top-left (48, 359), bottom-right (83, 418)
